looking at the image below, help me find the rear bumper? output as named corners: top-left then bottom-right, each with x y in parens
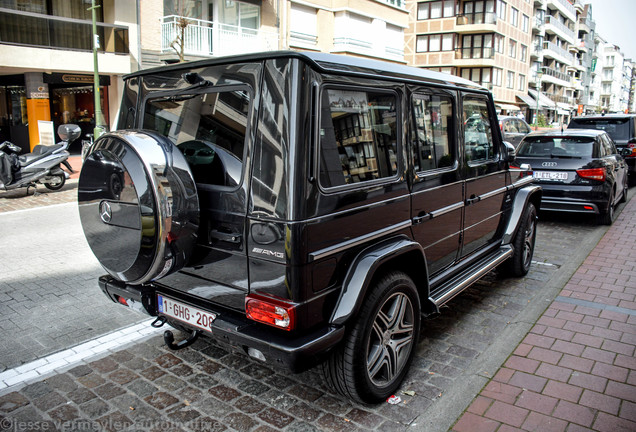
top-left (538, 184), bottom-right (609, 215)
top-left (98, 276), bottom-right (344, 372)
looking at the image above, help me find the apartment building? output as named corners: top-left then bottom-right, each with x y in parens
top-left (529, 0), bottom-right (578, 125)
top-left (144, 0), bottom-right (409, 66)
top-left (0, 0), bottom-right (137, 153)
top-left (405, 0), bottom-right (534, 116)
top-left (573, 1), bottom-right (595, 114)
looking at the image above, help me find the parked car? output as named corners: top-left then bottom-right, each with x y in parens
top-left (78, 51), bottom-right (541, 403)
top-left (515, 129), bottom-right (628, 225)
top-left (499, 115), bottom-right (532, 147)
top-left (568, 114), bottom-right (636, 175)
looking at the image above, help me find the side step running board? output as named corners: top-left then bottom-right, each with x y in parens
top-left (430, 245), bottom-right (513, 308)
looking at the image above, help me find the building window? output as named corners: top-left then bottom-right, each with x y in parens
top-left (518, 74), bottom-right (526, 91)
top-left (508, 39), bottom-right (516, 58)
top-left (507, 71), bottom-right (514, 88)
top-left (494, 34), bottom-right (504, 53)
top-left (462, 1), bottom-right (495, 24)
top-left (461, 34), bottom-right (494, 59)
top-left (461, 67), bottom-right (492, 86)
top-left (290, 3), bottom-right (318, 47)
top-left (510, 7), bottom-right (518, 26)
top-left (522, 14), bottom-right (529, 32)
top-left (520, 44), bottom-right (527, 62)
top-left (496, 0), bottom-right (506, 20)
top-left (417, 1), bottom-right (455, 20)
top-left (493, 68), bottom-right (502, 87)
top-left (416, 33), bottom-right (454, 52)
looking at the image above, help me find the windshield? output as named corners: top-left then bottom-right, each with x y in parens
top-left (143, 89), bottom-right (250, 188)
top-left (517, 137), bottom-right (595, 158)
top-left (569, 118), bottom-right (630, 141)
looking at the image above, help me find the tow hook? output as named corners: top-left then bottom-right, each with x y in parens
top-left (150, 316), bottom-right (201, 350)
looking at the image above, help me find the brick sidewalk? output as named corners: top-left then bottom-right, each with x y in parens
top-left (452, 200), bottom-right (636, 431)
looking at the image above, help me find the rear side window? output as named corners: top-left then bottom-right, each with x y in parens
top-left (143, 89), bottom-right (250, 188)
top-left (319, 88), bottom-right (399, 188)
top-left (569, 118), bottom-right (631, 141)
top-left (412, 92), bottom-right (455, 171)
top-left (463, 97), bottom-right (496, 162)
top-left (517, 137), bottom-right (595, 158)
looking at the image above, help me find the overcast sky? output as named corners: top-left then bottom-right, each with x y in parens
top-left (586, 0), bottom-right (636, 60)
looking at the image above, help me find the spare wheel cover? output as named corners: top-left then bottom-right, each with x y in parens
top-left (78, 130), bottom-right (199, 284)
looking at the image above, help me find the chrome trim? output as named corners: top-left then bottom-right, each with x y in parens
top-left (433, 246), bottom-right (513, 306)
top-left (303, 194), bottom-right (409, 224)
top-left (509, 176), bottom-right (535, 189)
top-left (429, 201), bottom-right (464, 218)
top-left (477, 186), bottom-right (508, 201)
top-left (309, 220), bottom-right (412, 261)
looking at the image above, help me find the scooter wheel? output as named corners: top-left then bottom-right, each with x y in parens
top-left (44, 173), bottom-right (66, 191)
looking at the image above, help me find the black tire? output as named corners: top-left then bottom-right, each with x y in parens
top-left (598, 188), bottom-right (615, 226)
top-left (322, 272), bottom-right (420, 404)
top-left (44, 173), bottom-right (66, 190)
top-left (501, 202), bottom-right (537, 277)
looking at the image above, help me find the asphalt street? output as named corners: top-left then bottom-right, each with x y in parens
top-left (0, 189), bottom-right (626, 431)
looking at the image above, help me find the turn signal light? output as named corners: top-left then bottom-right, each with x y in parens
top-left (245, 294), bottom-right (296, 331)
top-left (576, 168), bottom-right (605, 182)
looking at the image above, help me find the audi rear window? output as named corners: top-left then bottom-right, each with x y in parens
top-left (568, 118), bottom-right (630, 141)
top-left (517, 137), bottom-right (595, 158)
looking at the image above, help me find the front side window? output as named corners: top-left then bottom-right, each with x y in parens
top-left (319, 88), bottom-right (399, 188)
top-left (463, 97), bottom-right (496, 162)
top-left (412, 92), bottom-right (455, 172)
top-left (143, 88), bottom-right (250, 188)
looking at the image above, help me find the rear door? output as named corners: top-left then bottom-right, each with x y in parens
top-left (409, 89), bottom-right (463, 275)
top-left (460, 94), bottom-right (508, 258)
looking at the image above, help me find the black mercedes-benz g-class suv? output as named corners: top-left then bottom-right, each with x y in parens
top-left (78, 51), bottom-right (541, 403)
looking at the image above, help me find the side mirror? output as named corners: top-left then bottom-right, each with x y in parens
top-left (57, 124), bottom-right (81, 143)
top-left (503, 141), bottom-right (516, 162)
top-left (620, 148), bottom-right (633, 157)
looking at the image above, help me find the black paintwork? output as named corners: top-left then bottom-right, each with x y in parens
top-left (516, 129), bottom-right (628, 215)
top-left (80, 51), bottom-right (541, 371)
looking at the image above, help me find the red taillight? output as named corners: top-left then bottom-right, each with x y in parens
top-left (117, 296), bottom-right (128, 306)
top-left (576, 168), bottom-right (605, 181)
top-left (245, 294), bottom-right (296, 331)
top-left (628, 143), bottom-right (636, 157)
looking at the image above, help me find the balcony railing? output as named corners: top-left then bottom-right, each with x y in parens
top-left (543, 41), bottom-right (574, 63)
top-left (533, 16), bottom-right (544, 29)
top-left (544, 15), bottom-right (575, 41)
top-left (0, 7), bottom-right (129, 54)
top-left (455, 47), bottom-right (495, 59)
top-left (375, 0), bottom-right (406, 8)
top-left (542, 66), bottom-right (570, 82)
top-left (161, 15), bottom-right (278, 58)
top-left (456, 12), bottom-right (497, 25)
top-left (548, 94), bottom-right (573, 104)
top-left (547, 0), bottom-right (576, 18)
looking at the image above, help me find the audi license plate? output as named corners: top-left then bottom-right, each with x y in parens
top-left (157, 294), bottom-right (217, 333)
top-left (533, 171), bottom-right (568, 181)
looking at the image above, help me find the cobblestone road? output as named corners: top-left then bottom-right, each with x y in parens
top-left (0, 183), bottom-right (620, 431)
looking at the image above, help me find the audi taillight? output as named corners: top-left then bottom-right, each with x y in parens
top-left (576, 168), bottom-right (605, 181)
top-left (245, 294), bottom-right (296, 331)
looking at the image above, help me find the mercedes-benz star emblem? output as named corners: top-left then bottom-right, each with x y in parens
top-left (99, 201), bottom-right (112, 223)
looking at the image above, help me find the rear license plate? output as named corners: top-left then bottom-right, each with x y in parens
top-left (533, 171), bottom-right (568, 181)
top-left (157, 294), bottom-right (217, 333)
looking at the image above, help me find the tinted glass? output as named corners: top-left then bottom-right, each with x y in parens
top-left (143, 89), bottom-right (250, 188)
top-left (319, 89), bottom-right (398, 188)
top-left (517, 137), bottom-right (595, 158)
top-left (569, 118), bottom-right (630, 141)
top-left (412, 93), bottom-right (455, 171)
top-left (463, 97), bottom-right (495, 161)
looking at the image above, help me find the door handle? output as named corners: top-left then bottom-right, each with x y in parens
top-left (466, 195), bottom-right (480, 205)
top-left (412, 213), bottom-right (431, 224)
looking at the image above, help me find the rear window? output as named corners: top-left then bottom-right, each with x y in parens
top-left (143, 89), bottom-right (250, 189)
top-left (517, 137), bottom-right (595, 158)
top-left (568, 118), bottom-right (631, 141)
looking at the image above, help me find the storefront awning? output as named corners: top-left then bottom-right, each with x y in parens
top-left (528, 90), bottom-right (555, 109)
top-left (556, 102), bottom-right (572, 111)
top-left (496, 103), bottom-right (520, 111)
top-left (557, 109), bottom-right (569, 115)
top-left (516, 93), bottom-right (535, 107)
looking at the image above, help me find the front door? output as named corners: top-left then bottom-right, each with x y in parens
top-left (460, 95), bottom-right (507, 258)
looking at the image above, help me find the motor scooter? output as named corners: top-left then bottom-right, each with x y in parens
top-left (0, 124), bottom-right (80, 193)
